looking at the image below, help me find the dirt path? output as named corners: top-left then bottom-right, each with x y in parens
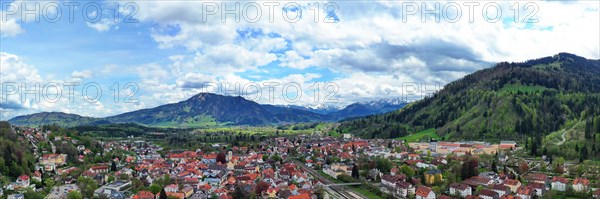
top-left (557, 131), bottom-right (567, 145)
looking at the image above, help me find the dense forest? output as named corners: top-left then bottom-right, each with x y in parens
top-left (338, 53), bottom-right (600, 159)
top-left (0, 122), bottom-right (36, 181)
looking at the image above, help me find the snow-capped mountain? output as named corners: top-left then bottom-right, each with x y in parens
top-left (283, 97), bottom-right (410, 120)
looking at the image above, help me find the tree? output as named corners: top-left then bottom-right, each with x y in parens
top-left (539, 160), bottom-right (547, 172)
top-left (352, 163), bottom-right (359, 179)
top-left (66, 191), bottom-right (83, 199)
top-left (23, 189), bottom-right (45, 199)
top-left (131, 178), bottom-right (144, 192)
top-left (399, 165), bottom-right (415, 178)
top-left (461, 156), bottom-right (479, 180)
top-left (149, 184), bottom-right (162, 194)
top-left (255, 181), bottom-right (270, 195)
top-left (491, 160), bottom-right (498, 173)
top-left (159, 188), bottom-right (168, 199)
top-left (216, 152), bottom-right (227, 164)
top-left (77, 176), bottom-right (98, 198)
top-left (580, 144), bottom-right (588, 163)
top-left (232, 183), bottom-right (246, 199)
top-left (111, 161), bottom-right (117, 171)
top-left (518, 161), bottom-right (529, 174)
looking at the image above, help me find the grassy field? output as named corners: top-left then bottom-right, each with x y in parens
top-left (395, 128), bottom-right (442, 142)
top-left (352, 188), bottom-right (384, 199)
top-left (498, 83), bottom-right (555, 95)
top-left (191, 125), bottom-right (319, 136)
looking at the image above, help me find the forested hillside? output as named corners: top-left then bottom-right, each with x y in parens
top-left (338, 53), bottom-right (600, 155)
top-left (0, 121), bottom-right (36, 181)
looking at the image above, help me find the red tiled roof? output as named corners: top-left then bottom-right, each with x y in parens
top-left (449, 183), bottom-right (470, 190)
top-left (133, 191), bottom-right (154, 199)
top-left (288, 193), bottom-right (310, 199)
top-left (503, 179), bottom-right (520, 186)
top-left (416, 186), bottom-right (432, 197)
top-left (552, 176), bottom-right (569, 184)
top-left (499, 195), bottom-right (517, 199)
top-left (527, 173), bottom-right (547, 182)
top-left (573, 178), bottom-right (589, 186)
top-left (18, 175), bottom-right (29, 181)
top-left (516, 186), bottom-right (533, 195)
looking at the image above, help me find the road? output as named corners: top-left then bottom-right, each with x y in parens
top-left (291, 159), bottom-right (367, 199)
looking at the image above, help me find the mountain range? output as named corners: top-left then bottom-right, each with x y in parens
top-left (7, 94), bottom-right (407, 127)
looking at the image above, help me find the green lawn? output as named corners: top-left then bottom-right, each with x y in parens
top-left (350, 187), bottom-right (384, 199)
top-left (328, 131), bottom-right (341, 138)
top-left (395, 128), bottom-right (442, 142)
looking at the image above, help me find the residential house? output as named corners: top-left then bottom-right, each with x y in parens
top-left (288, 193), bottom-right (310, 199)
top-left (526, 173), bottom-right (548, 185)
top-left (416, 186), bottom-right (436, 199)
top-left (189, 192), bottom-right (209, 199)
top-left (32, 170), bottom-right (42, 182)
top-left (132, 191), bottom-right (154, 199)
top-left (551, 176), bottom-right (569, 191)
top-left (40, 154), bottom-right (67, 171)
top-left (381, 174), bottom-right (406, 188)
top-left (167, 192), bottom-right (184, 199)
top-left (322, 163), bottom-right (350, 179)
top-left (424, 170), bottom-right (442, 185)
top-left (266, 188), bottom-right (278, 198)
top-left (165, 184), bottom-right (179, 193)
top-left (463, 176), bottom-right (493, 188)
top-left (490, 184), bottom-right (509, 197)
top-left (516, 186), bottom-right (534, 199)
top-left (528, 183), bottom-right (545, 197)
top-left (478, 189), bottom-right (499, 199)
top-left (438, 195), bottom-right (453, 199)
top-left (16, 175), bottom-right (30, 188)
top-left (593, 189), bottom-right (600, 198)
top-left (182, 186), bottom-right (194, 198)
top-left (90, 165), bottom-right (109, 174)
top-left (502, 179), bottom-right (521, 193)
top-left (572, 178), bottom-right (590, 192)
top-left (394, 181), bottom-right (414, 198)
top-left (449, 183), bottom-right (472, 198)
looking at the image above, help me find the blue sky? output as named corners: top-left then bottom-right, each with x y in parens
top-left (1, 0), bottom-right (599, 119)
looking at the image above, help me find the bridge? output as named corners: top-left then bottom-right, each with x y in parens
top-left (289, 159), bottom-right (368, 199)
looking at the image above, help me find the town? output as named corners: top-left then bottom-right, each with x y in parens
top-left (1, 125), bottom-right (599, 199)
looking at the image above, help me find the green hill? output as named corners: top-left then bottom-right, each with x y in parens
top-left (338, 53), bottom-right (600, 146)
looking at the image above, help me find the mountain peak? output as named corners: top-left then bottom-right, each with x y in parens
top-left (554, 52), bottom-right (586, 60)
top-left (187, 92), bottom-right (246, 103)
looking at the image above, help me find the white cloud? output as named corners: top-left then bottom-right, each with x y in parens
top-left (86, 19), bottom-right (114, 32)
top-left (0, 15), bottom-right (24, 37)
top-left (71, 70), bottom-right (93, 79)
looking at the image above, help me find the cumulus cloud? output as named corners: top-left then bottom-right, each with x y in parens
top-left (71, 70), bottom-right (93, 79)
top-left (86, 19), bottom-right (115, 32)
top-left (0, 15), bottom-right (24, 37)
top-left (3, 1), bottom-right (599, 118)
